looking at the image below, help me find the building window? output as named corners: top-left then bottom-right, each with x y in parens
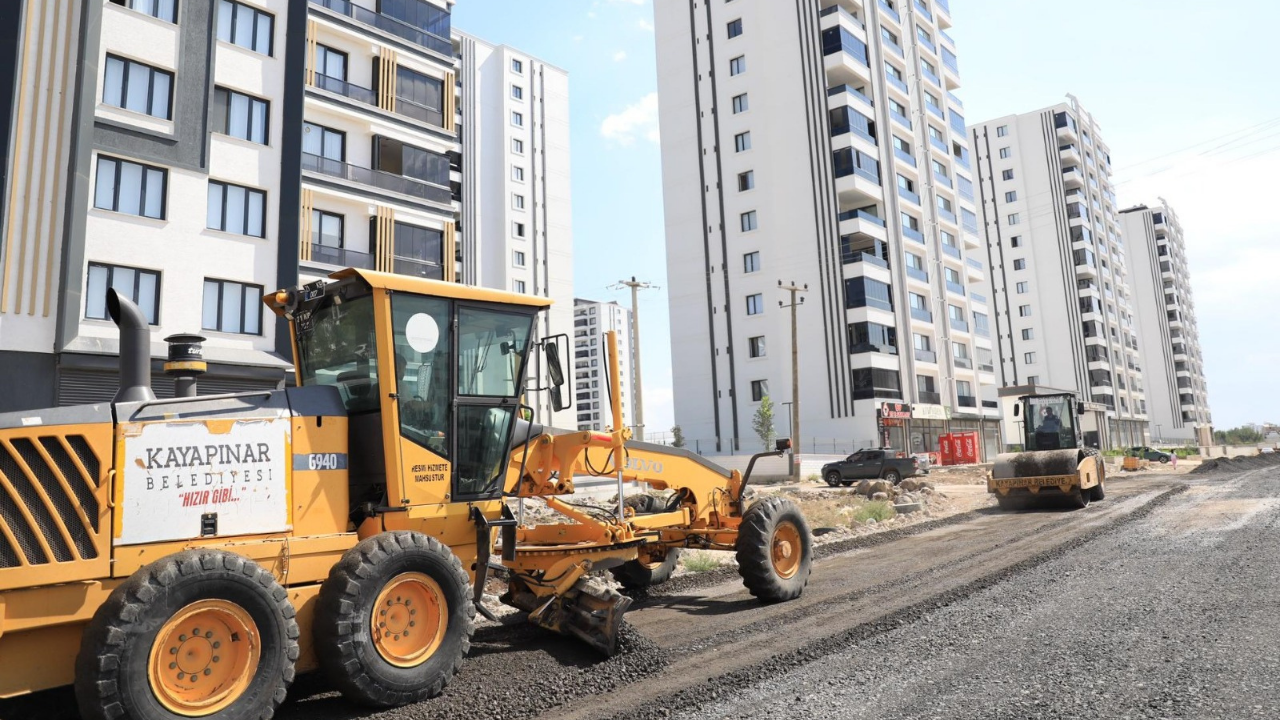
top-left (1005, 190), bottom-right (1017, 202)
top-left (729, 55), bottom-right (746, 75)
top-left (1027, 375), bottom-right (1039, 385)
top-left (1010, 236), bottom-right (1022, 248)
top-left (738, 170), bottom-right (755, 191)
top-left (512, 138), bottom-right (524, 154)
top-left (513, 280), bottom-right (526, 294)
top-left (311, 209), bottom-right (344, 249)
top-left (315, 44), bottom-right (347, 81)
top-left (103, 55), bottom-right (173, 120)
top-left (303, 122), bottom-right (345, 166)
top-left (732, 93), bottom-right (749, 113)
top-left (217, 0), bottom-right (273, 55)
top-left (996, 125), bottom-right (1008, 137)
top-left (740, 211), bottom-right (758, 232)
top-left (511, 111), bottom-right (523, 127)
top-left (512, 58), bottom-right (523, 74)
top-left (94, 156), bottom-right (166, 219)
top-left (750, 379), bottom-right (768, 402)
top-left (746, 293), bottom-right (764, 315)
top-left (1022, 328), bottom-right (1034, 340)
top-left (109, 0), bottom-right (177, 22)
top-left (727, 19), bottom-right (743, 38)
top-left (1007, 213), bottom-right (1020, 225)
top-left (513, 194), bottom-right (525, 210)
top-left (1001, 168), bottom-right (1014, 181)
top-left (999, 147), bottom-right (1011, 159)
top-left (212, 87), bottom-right (268, 144)
top-left (1016, 281), bottom-right (1028, 294)
top-left (513, 221), bottom-right (526, 238)
top-left (1024, 352), bottom-right (1036, 364)
top-left (513, 250), bottom-right (526, 267)
top-left (512, 166), bottom-right (525, 182)
top-left (202, 278), bottom-right (263, 335)
top-left (207, 181), bottom-right (265, 237)
top-left (748, 335), bottom-right (766, 358)
top-left (1013, 258), bottom-right (1026, 270)
top-left (86, 263), bottom-right (160, 325)
top-left (743, 251), bottom-right (760, 273)
top-left (1018, 304), bottom-right (1032, 317)
top-left (734, 131), bottom-right (751, 152)
top-left (511, 84), bottom-right (523, 100)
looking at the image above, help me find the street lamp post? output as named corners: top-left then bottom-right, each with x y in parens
top-left (609, 277), bottom-right (657, 440)
top-left (778, 281), bottom-right (808, 482)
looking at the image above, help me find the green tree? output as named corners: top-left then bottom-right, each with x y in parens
top-left (671, 425), bottom-right (686, 448)
top-left (752, 395), bottom-right (776, 451)
top-left (1214, 426), bottom-right (1265, 445)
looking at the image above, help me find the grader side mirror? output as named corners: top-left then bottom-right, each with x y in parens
top-left (1077, 403), bottom-right (1086, 416)
top-left (550, 385), bottom-right (569, 412)
top-left (1013, 404), bottom-right (1020, 418)
top-left (776, 438), bottom-right (792, 451)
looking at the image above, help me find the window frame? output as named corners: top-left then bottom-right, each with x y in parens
top-left (748, 335), bottom-right (766, 358)
top-left (734, 131), bottom-right (751, 152)
top-left (750, 379), bottom-right (768, 402)
top-left (109, 0), bottom-right (177, 22)
top-left (729, 55), bottom-right (746, 76)
top-left (740, 210), bottom-right (758, 232)
top-left (743, 251), bottom-right (760, 273)
top-left (311, 208), bottom-right (345, 249)
top-left (93, 155), bottom-right (168, 219)
top-left (207, 180), bottom-right (267, 238)
top-left (732, 93), bottom-right (749, 114)
top-left (102, 54), bottom-right (174, 120)
top-left (85, 262), bottom-right (162, 325)
top-left (212, 86), bottom-right (270, 145)
top-left (727, 18), bottom-right (743, 38)
top-left (217, 0), bottom-right (274, 56)
top-left (202, 277), bottom-right (264, 335)
top-left (746, 293), bottom-right (764, 316)
top-left (315, 44), bottom-right (348, 82)
top-left (738, 170), bottom-right (755, 191)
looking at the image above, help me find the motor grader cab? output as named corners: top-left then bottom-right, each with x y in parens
top-left (0, 268), bottom-right (812, 720)
top-left (987, 392), bottom-right (1106, 510)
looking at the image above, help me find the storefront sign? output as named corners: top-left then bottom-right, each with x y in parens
top-left (913, 403), bottom-right (951, 421)
top-left (878, 402), bottom-right (912, 421)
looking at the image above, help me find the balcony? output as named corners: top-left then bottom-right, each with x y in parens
top-left (879, 0), bottom-right (901, 25)
top-left (921, 66), bottom-right (942, 88)
top-left (917, 34), bottom-right (936, 55)
top-left (925, 102), bottom-right (945, 121)
top-left (828, 84), bottom-right (874, 112)
top-left (1060, 143), bottom-right (1081, 165)
top-left (834, 149), bottom-right (884, 203)
top-left (902, 224), bottom-right (924, 243)
top-left (885, 71), bottom-right (908, 94)
top-left (889, 109), bottom-right (912, 131)
top-left (303, 152), bottom-right (452, 206)
top-left (1062, 167), bottom-right (1084, 188)
top-left (312, 73), bottom-right (376, 106)
top-left (957, 395), bottom-right (977, 408)
top-left (843, 250), bottom-right (891, 270)
top-left (952, 356), bottom-right (972, 369)
top-left (310, 0), bottom-right (452, 57)
top-left (838, 208), bottom-right (889, 241)
top-left (935, 0), bottom-right (952, 27)
top-left (918, 390), bottom-right (941, 403)
top-left (949, 317), bottom-right (969, 333)
top-left (823, 30), bottom-right (873, 85)
top-left (819, 4), bottom-right (866, 31)
top-left (982, 400), bottom-right (999, 409)
top-left (893, 147), bottom-right (917, 168)
top-left (914, 0), bottom-right (933, 23)
top-left (937, 206), bottom-right (957, 225)
top-left (965, 256), bottom-right (983, 271)
top-left (940, 242), bottom-right (961, 259)
top-left (946, 90), bottom-right (963, 109)
top-left (307, 242), bottom-right (375, 269)
top-left (897, 185), bottom-right (921, 205)
top-left (905, 265), bottom-right (928, 283)
top-left (910, 307), bottom-right (933, 323)
top-left (393, 254), bottom-right (445, 279)
top-left (934, 170), bottom-right (955, 191)
top-left (946, 280), bottom-right (965, 296)
top-left (929, 134), bottom-right (948, 153)
top-left (961, 209), bottom-right (979, 234)
top-left (971, 292), bottom-right (987, 308)
top-left (1055, 111), bottom-right (1078, 140)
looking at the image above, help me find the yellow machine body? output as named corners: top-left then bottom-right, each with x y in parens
top-left (0, 268), bottom-right (779, 699)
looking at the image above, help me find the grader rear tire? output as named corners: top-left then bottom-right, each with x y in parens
top-left (75, 549), bottom-right (299, 720)
top-left (314, 531), bottom-right (473, 708)
top-left (611, 547), bottom-right (681, 589)
top-left (736, 497), bottom-right (813, 603)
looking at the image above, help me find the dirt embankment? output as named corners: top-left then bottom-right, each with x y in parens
top-left (1192, 451), bottom-right (1280, 475)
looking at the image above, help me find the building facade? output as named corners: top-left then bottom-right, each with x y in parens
top-left (1120, 201), bottom-right (1212, 445)
top-left (655, 0), bottom-right (1002, 459)
top-left (572, 298), bottom-right (635, 433)
top-left (0, 0), bottom-right (574, 424)
top-left (970, 96), bottom-right (1149, 449)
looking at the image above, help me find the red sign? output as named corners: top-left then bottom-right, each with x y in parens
top-left (878, 402), bottom-right (912, 421)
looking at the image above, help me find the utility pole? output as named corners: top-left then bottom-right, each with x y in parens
top-left (778, 281), bottom-right (808, 481)
top-left (609, 276), bottom-right (657, 440)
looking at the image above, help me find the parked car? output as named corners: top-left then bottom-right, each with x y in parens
top-left (822, 449), bottom-right (920, 487)
top-left (1129, 446), bottom-right (1171, 463)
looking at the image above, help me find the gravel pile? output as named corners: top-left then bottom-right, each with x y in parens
top-left (1191, 451), bottom-right (1280, 475)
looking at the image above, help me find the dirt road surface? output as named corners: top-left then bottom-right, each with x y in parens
top-left (7, 465), bottom-right (1277, 720)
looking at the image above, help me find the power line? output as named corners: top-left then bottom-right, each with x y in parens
top-left (1109, 114), bottom-right (1280, 173)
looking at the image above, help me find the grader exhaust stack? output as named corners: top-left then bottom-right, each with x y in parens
top-left (106, 288), bottom-right (155, 404)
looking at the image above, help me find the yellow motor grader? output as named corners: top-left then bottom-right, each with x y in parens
top-left (987, 392), bottom-right (1106, 510)
top-left (0, 268), bottom-right (812, 719)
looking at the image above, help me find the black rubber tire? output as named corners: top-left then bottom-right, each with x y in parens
top-left (1065, 486), bottom-right (1090, 509)
top-left (824, 471), bottom-right (842, 487)
top-left (610, 547), bottom-right (681, 589)
top-left (996, 493), bottom-right (1024, 511)
top-left (883, 469), bottom-right (901, 485)
top-left (736, 497), bottom-right (813, 603)
top-left (314, 531), bottom-right (474, 708)
top-left (75, 549), bottom-right (299, 720)
top-left (1159, 456), bottom-right (1170, 464)
top-left (1090, 466), bottom-right (1107, 502)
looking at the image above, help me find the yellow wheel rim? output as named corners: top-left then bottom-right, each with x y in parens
top-left (637, 547), bottom-right (669, 570)
top-left (371, 572), bottom-right (447, 668)
top-left (148, 600), bottom-right (260, 717)
top-left (771, 521), bottom-right (803, 579)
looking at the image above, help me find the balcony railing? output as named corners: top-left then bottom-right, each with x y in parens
top-left (937, 207), bottom-right (957, 224)
top-left (957, 395), bottom-right (977, 408)
top-left (952, 356), bottom-right (972, 369)
top-left (396, 97), bottom-right (444, 128)
top-left (941, 243), bottom-right (961, 259)
top-left (393, 255), bottom-right (445, 279)
top-left (313, 73), bottom-right (376, 105)
top-left (898, 186), bottom-right (920, 205)
top-left (303, 152), bottom-right (452, 205)
top-left (965, 257), bottom-right (983, 270)
top-left (930, 135), bottom-right (948, 152)
top-left (837, 208), bottom-right (887, 226)
top-left (982, 400), bottom-right (999, 409)
top-left (942, 46), bottom-right (959, 73)
top-left (903, 225), bottom-right (924, 243)
top-left (310, 0), bottom-right (452, 56)
top-left (949, 317), bottom-right (969, 332)
top-left (918, 35), bottom-right (936, 54)
top-left (828, 84), bottom-right (874, 109)
top-left (934, 171), bottom-right (953, 189)
top-left (843, 251), bottom-right (890, 269)
top-left (918, 390), bottom-right (941, 403)
top-left (910, 307), bottom-right (933, 323)
top-left (926, 103), bottom-right (946, 120)
top-left (921, 67), bottom-right (941, 87)
top-left (946, 90), bottom-right (964, 108)
top-left (893, 147), bottom-right (916, 167)
top-left (970, 291), bottom-right (987, 306)
top-left (879, 0), bottom-right (901, 24)
top-left (915, 0), bottom-right (933, 22)
top-left (819, 4), bottom-right (866, 29)
top-left (308, 242), bottom-right (375, 269)
top-left (886, 72), bottom-right (908, 93)
top-left (961, 209), bottom-right (978, 233)
top-left (946, 280), bottom-right (965, 296)
top-left (906, 266), bottom-right (928, 282)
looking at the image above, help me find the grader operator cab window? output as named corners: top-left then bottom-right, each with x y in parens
top-left (454, 306), bottom-right (533, 497)
top-left (1025, 396), bottom-right (1077, 451)
top-left (392, 295), bottom-right (453, 457)
top-left (295, 291), bottom-right (381, 414)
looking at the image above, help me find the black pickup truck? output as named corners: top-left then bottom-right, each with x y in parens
top-left (822, 449), bottom-right (920, 486)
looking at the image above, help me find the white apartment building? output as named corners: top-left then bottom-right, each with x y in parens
top-left (572, 299), bottom-right (635, 433)
top-left (656, 0), bottom-right (1003, 459)
top-left (1120, 201), bottom-right (1212, 445)
top-left (0, 0), bottom-right (575, 422)
top-left (970, 96), bottom-right (1149, 450)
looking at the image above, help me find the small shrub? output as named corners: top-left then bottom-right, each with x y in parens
top-left (806, 473), bottom-right (821, 482)
top-left (681, 551), bottom-right (723, 573)
top-left (851, 500), bottom-right (896, 523)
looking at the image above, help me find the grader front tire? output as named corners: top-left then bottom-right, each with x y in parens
top-left (313, 531), bottom-right (474, 708)
top-left (611, 547), bottom-right (681, 589)
top-left (74, 549), bottom-right (299, 720)
top-left (735, 497), bottom-right (813, 603)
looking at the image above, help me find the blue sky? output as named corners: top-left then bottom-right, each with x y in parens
top-left (454, 0), bottom-right (1280, 434)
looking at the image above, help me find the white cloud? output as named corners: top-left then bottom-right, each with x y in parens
top-left (600, 92), bottom-right (660, 146)
top-left (587, 10), bottom-right (596, 18)
top-left (637, 18), bottom-right (655, 31)
top-left (613, 50), bottom-right (627, 62)
top-left (606, 0), bottom-right (645, 4)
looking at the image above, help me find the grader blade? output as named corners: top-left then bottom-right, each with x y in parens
top-left (523, 578), bottom-right (633, 656)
